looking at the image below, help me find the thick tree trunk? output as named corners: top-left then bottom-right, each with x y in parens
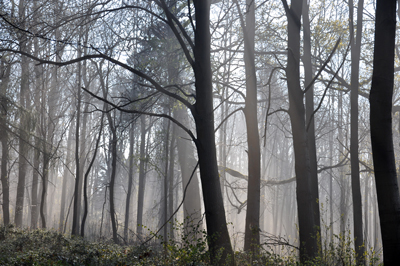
top-left (370, 0), bottom-right (400, 263)
top-left (192, 1), bottom-right (233, 264)
top-left (285, 0), bottom-right (319, 261)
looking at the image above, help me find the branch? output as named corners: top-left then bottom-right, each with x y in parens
top-left (0, 48), bottom-right (194, 110)
top-left (303, 37), bottom-right (341, 94)
top-left (141, 161), bottom-right (199, 246)
top-left (263, 67), bottom-right (283, 146)
top-left (306, 41), bottom-right (350, 131)
top-left (218, 166), bottom-right (296, 186)
top-left (214, 107), bottom-right (244, 132)
top-left (81, 87), bottom-right (197, 144)
top-left (156, 0), bottom-right (195, 66)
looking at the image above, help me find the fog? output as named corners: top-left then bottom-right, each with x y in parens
top-left (0, 0), bottom-right (398, 264)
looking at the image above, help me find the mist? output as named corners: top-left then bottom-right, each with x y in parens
top-left (0, 0), bottom-right (399, 264)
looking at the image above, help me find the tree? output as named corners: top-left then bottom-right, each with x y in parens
top-left (349, 0), bottom-right (365, 262)
top-left (282, 0), bottom-right (320, 261)
top-left (124, 122), bottom-right (135, 242)
top-left (15, 0), bottom-right (31, 228)
top-left (234, 0), bottom-right (262, 253)
top-left (369, 0), bottom-right (400, 263)
top-left (0, 57), bottom-right (11, 226)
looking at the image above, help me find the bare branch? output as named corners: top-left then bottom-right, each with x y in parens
top-left (81, 87), bottom-right (197, 144)
top-left (303, 37), bottom-right (341, 94)
top-left (0, 48), bottom-right (194, 110)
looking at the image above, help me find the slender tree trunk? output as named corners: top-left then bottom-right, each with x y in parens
top-left (71, 59), bottom-right (82, 236)
top-left (349, 0), bottom-right (365, 262)
top-left (163, 115), bottom-right (170, 243)
top-left (59, 121), bottom-right (74, 232)
top-left (136, 115), bottom-right (147, 240)
top-left (303, 0), bottom-right (321, 235)
top-left (168, 123), bottom-right (176, 239)
top-left (124, 122), bottom-right (135, 242)
top-left (241, 0), bottom-right (261, 253)
top-left (31, 21), bottom-right (43, 229)
top-left (370, 0), bottom-right (400, 263)
top-left (15, 0), bottom-right (30, 228)
top-left (338, 91), bottom-right (347, 234)
top-left (81, 114), bottom-right (103, 237)
top-left (0, 58), bottom-right (11, 226)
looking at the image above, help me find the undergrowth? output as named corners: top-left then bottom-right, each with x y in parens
top-left (0, 223), bottom-right (382, 265)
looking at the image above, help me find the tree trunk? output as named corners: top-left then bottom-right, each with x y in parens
top-left (242, 0), bottom-right (261, 253)
top-left (302, 0), bottom-right (321, 235)
top-left (175, 106), bottom-right (202, 237)
top-left (15, 0), bottom-right (30, 228)
top-left (136, 115), bottom-right (147, 240)
top-left (81, 114), bottom-right (103, 237)
top-left (285, 0), bottom-right (319, 261)
top-left (124, 122), bottom-right (135, 242)
top-left (59, 122), bottom-right (74, 232)
top-left (192, 1), bottom-right (233, 264)
top-left (168, 123), bottom-right (176, 239)
top-left (71, 59), bottom-right (82, 236)
top-left (370, 0), bottom-right (400, 263)
top-left (0, 58), bottom-right (11, 226)
top-left (349, 0), bottom-right (365, 262)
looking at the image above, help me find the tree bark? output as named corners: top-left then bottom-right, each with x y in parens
top-left (192, 1), bottom-right (234, 264)
top-left (15, 0), bottom-right (30, 228)
top-left (59, 121), bottom-right (74, 232)
top-left (242, 0), bottom-right (261, 253)
top-left (349, 0), bottom-right (365, 262)
top-left (0, 57), bottom-right (11, 226)
top-left (124, 122), bottom-right (135, 242)
top-left (136, 115), bottom-right (147, 240)
top-left (369, 0), bottom-right (400, 263)
top-left (71, 58), bottom-right (82, 236)
top-left (302, 0), bottom-right (321, 236)
top-left (175, 106), bottom-right (202, 238)
top-left (81, 113), bottom-right (103, 237)
top-left (284, 0), bottom-right (319, 261)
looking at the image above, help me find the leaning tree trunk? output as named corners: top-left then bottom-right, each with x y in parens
top-left (369, 0), bottom-right (400, 264)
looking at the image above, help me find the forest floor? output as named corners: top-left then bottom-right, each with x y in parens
top-left (0, 225), bottom-right (381, 265)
